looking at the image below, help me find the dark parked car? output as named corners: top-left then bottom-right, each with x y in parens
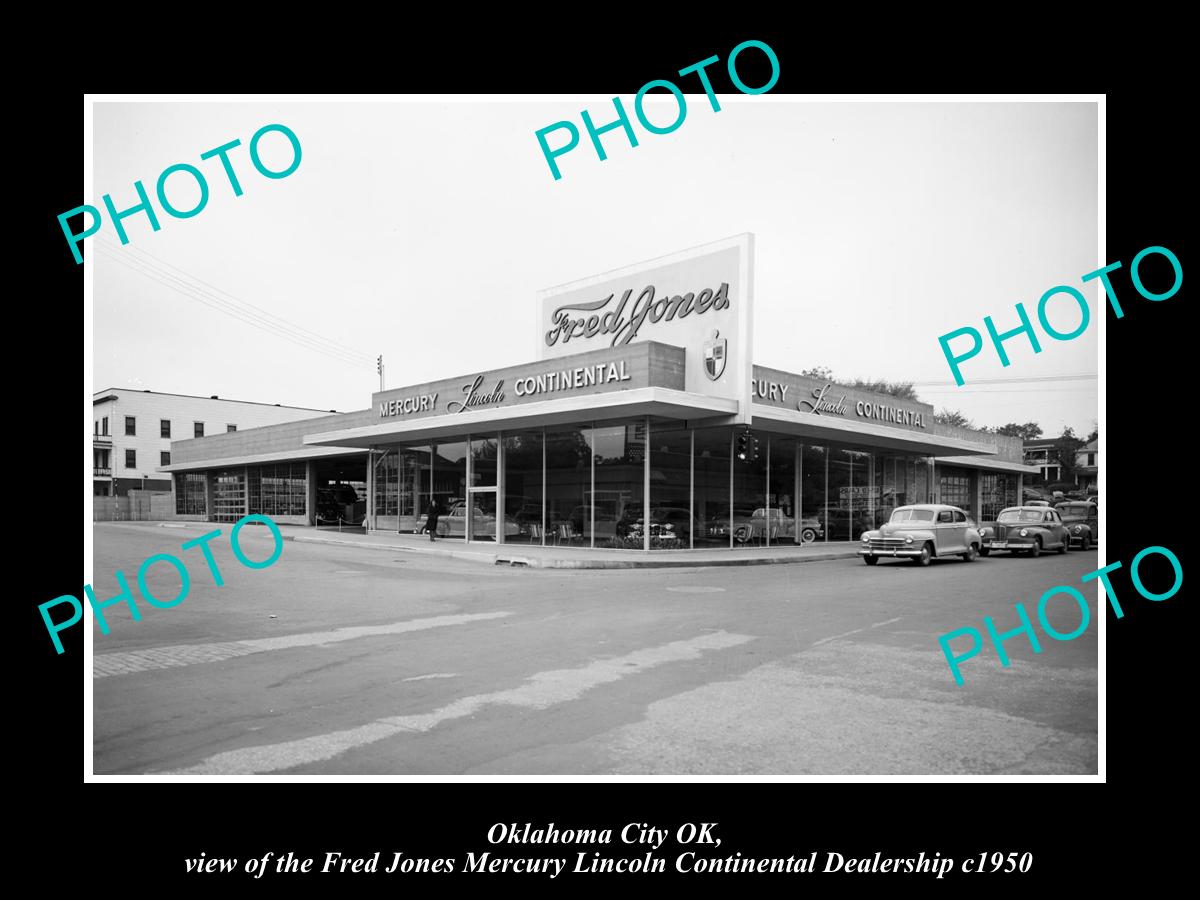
top-left (316, 484), bottom-right (365, 524)
top-left (978, 506), bottom-right (1069, 557)
top-left (617, 504), bottom-right (690, 543)
top-left (1054, 500), bottom-right (1097, 549)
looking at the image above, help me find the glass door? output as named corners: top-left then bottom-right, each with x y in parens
top-left (467, 488), bottom-right (499, 542)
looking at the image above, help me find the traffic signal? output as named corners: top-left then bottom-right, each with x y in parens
top-left (377, 355), bottom-right (383, 375)
top-left (736, 431), bottom-right (760, 462)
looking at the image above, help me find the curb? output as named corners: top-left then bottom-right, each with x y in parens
top-left (293, 533), bottom-right (861, 570)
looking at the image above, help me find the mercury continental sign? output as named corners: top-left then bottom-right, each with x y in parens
top-left (544, 282), bottom-right (730, 349)
top-left (753, 380), bottom-right (927, 428)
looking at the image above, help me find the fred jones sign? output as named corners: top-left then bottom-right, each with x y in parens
top-left (538, 235), bottom-right (753, 421)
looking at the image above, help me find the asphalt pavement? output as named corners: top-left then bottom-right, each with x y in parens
top-left (90, 523), bottom-right (1099, 775)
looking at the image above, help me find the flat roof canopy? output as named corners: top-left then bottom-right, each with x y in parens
top-left (933, 455), bottom-right (1040, 475)
top-left (159, 446), bottom-right (367, 474)
top-left (304, 387), bottom-right (741, 449)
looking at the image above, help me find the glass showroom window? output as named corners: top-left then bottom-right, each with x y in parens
top-left (801, 444), bottom-right (828, 542)
top-left (504, 430), bottom-right (544, 545)
top-left (693, 426), bottom-right (731, 549)
top-left (545, 425), bottom-right (594, 547)
top-left (594, 419), bottom-right (646, 549)
top-left (768, 435), bottom-right (799, 546)
top-left (648, 420), bottom-right (690, 550)
top-left (373, 449), bottom-right (399, 529)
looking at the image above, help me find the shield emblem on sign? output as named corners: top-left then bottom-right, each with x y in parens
top-left (703, 329), bottom-right (728, 381)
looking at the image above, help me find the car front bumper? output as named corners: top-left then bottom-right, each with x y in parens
top-left (984, 539), bottom-right (1035, 550)
top-left (858, 547), bottom-right (924, 558)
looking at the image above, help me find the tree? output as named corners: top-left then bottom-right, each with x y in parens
top-left (934, 409), bottom-right (975, 429)
top-left (1085, 422), bottom-right (1098, 444)
top-left (995, 422), bottom-right (1044, 440)
top-left (800, 366), bottom-right (833, 381)
top-left (847, 378), bottom-right (921, 401)
top-left (1048, 427), bottom-right (1085, 486)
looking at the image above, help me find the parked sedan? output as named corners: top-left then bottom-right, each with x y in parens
top-left (858, 504), bottom-right (982, 566)
top-left (1054, 500), bottom-right (1097, 550)
top-left (978, 506), bottom-right (1069, 557)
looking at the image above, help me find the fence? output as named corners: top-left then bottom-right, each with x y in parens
top-left (93, 490), bottom-right (176, 522)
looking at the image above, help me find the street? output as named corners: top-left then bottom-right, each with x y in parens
top-left (91, 523), bottom-right (1098, 775)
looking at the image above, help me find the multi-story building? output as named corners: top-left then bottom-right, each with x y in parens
top-left (92, 389), bottom-right (335, 497)
top-left (1074, 438), bottom-right (1098, 493)
top-left (1022, 438), bottom-right (1062, 484)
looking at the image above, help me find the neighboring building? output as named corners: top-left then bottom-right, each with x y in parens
top-left (1022, 438), bottom-right (1062, 484)
top-left (1074, 438), bottom-right (1098, 493)
top-left (160, 235), bottom-right (1039, 548)
top-left (93, 389), bottom-right (335, 497)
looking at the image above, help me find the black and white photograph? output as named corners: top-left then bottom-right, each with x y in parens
top-left (82, 94), bottom-right (1102, 779)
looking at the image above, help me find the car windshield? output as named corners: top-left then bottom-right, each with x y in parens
top-left (1059, 504), bottom-right (1089, 515)
top-left (997, 510), bottom-right (1043, 523)
top-left (890, 509), bottom-right (934, 523)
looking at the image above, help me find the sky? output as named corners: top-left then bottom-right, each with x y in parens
top-left (92, 99), bottom-right (1098, 436)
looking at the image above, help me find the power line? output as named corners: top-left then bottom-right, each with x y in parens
top-left (94, 237), bottom-right (375, 367)
top-left (95, 245), bottom-right (375, 369)
top-left (911, 373), bottom-right (1096, 386)
top-left (94, 243), bottom-right (374, 368)
top-left (105, 243), bottom-right (372, 367)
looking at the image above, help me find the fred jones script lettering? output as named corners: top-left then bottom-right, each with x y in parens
top-left (545, 282), bottom-right (730, 348)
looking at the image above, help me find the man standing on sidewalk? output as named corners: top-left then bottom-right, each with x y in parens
top-left (425, 498), bottom-right (442, 542)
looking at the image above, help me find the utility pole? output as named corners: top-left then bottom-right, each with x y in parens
top-left (377, 355), bottom-right (384, 392)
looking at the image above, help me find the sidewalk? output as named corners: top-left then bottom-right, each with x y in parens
top-left (106, 520), bottom-right (864, 569)
top-left (291, 529), bottom-right (864, 569)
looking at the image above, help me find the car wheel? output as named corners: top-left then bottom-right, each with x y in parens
top-left (913, 542), bottom-right (933, 566)
top-left (979, 547), bottom-right (991, 557)
top-left (1081, 535), bottom-right (1092, 551)
top-left (1029, 539), bottom-right (1041, 558)
top-left (963, 543), bottom-right (979, 562)
top-left (801, 528), bottom-right (817, 543)
top-left (733, 526), bottom-right (750, 544)
top-left (864, 555), bottom-right (879, 566)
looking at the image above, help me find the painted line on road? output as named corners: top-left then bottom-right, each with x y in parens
top-left (808, 617), bottom-right (904, 649)
top-left (400, 673), bottom-right (458, 682)
top-left (93, 612), bottom-right (511, 680)
top-left (160, 630), bottom-right (755, 775)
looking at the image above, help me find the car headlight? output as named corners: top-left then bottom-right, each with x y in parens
top-left (905, 536), bottom-right (914, 544)
top-left (862, 534), bottom-right (870, 543)
top-left (1073, 525), bottom-right (1082, 534)
top-left (1020, 529), bottom-right (1029, 537)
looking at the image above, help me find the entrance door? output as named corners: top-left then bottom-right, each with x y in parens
top-left (467, 488), bottom-right (498, 542)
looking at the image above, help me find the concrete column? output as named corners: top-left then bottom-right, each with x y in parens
top-left (366, 450), bottom-right (375, 531)
top-left (306, 460), bottom-right (317, 526)
top-left (496, 435), bottom-right (506, 546)
top-left (643, 416), bottom-right (651, 552)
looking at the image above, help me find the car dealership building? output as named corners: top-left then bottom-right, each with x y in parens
top-left (160, 235), bottom-right (1037, 550)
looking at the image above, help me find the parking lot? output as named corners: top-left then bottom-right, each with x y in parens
top-left (92, 523), bottom-right (1099, 775)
